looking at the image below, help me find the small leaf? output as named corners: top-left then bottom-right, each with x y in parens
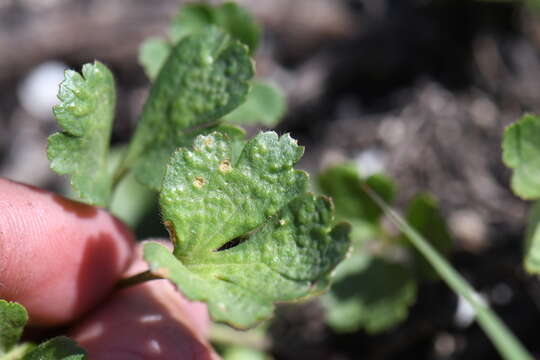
top-left (170, 3), bottom-right (216, 43)
top-left (322, 257), bottom-right (417, 334)
top-left (524, 200), bottom-right (540, 274)
top-left (138, 37), bottom-right (172, 81)
top-left (145, 132), bottom-right (350, 328)
top-left (0, 300), bottom-right (27, 354)
top-left (502, 114), bottom-right (540, 199)
top-left (317, 164), bottom-right (395, 241)
top-left (47, 61), bottom-right (116, 206)
top-left (212, 2), bottom-right (261, 54)
top-left (140, 3), bottom-right (260, 82)
top-left (224, 81), bottom-right (286, 127)
top-left (23, 337), bottom-right (85, 360)
top-left (170, 2), bottom-right (260, 53)
top-left (405, 193), bottom-right (452, 281)
top-left (126, 28), bottom-right (253, 190)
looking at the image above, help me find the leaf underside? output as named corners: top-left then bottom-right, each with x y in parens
top-left (47, 61), bottom-right (116, 207)
top-left (502, 114), bottom-right (540, 200)
top-left (126, 27), bottom-right (253, 190)
top-left (0, 300), bottom-right (27, 354)
top-left (145, 132), bottom-right (350, 328)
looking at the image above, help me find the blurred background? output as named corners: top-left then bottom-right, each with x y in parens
top-left (3, 0), bottom-right (540, 359)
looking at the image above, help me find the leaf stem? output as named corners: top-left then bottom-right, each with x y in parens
top-left (111, 162), bottom-right (129, 191)
top-left (362, 184), bottom-right (533, 360)
top-left (115, 270), bottom-right (162, 290)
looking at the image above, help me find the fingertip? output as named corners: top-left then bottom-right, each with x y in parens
top-left (71, 279), bottom-right (217, 360)
top-left (0, 178), bottom-right (135, 326)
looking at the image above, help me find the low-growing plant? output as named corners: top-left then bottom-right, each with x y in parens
top-left (1, 2), bottom-right (536, 360)
top-left (502, 114), bottom-right (540, 274)
top-left (316, 161), bottom-right (534, 360)
top-left (317, 163), bottom-right (452, 333)
top-left (0, 2), bottom-right (348, 358)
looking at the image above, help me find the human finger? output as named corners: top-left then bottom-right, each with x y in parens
top-left (0, 178), bottom-right (135, 326)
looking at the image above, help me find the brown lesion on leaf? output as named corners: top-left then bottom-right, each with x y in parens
top-left (219, 159), bottom-right (232, 173)
top-left (163, 220), bottom-right (179, 245)
top-left (193, 176), bottom-right (206, 188)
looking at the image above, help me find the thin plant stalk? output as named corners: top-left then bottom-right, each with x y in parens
top-left (363, 184), bottom-right (533, 360)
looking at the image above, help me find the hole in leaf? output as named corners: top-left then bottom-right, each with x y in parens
top-left (215, 234), bottom-right (249, 252)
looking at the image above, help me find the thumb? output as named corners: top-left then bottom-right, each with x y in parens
top-left (0, 178), bottom-right (135, 326)
top-left (70, 242), bottom-right (220, 360)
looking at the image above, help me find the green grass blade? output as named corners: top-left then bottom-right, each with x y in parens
top-left (362, 184), bottom-right (533, 360)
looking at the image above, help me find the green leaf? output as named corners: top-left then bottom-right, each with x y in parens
top-left (145, 132), bottom-right (350, 328)
top-left (223, 346), bottom-right (267, 360)
top-left (47, 61), bottom-right (116, 207)
top-left (170, 3), bottom-right (215, 43)
top-left (126, 28), bottom-right (253, 190)
top-left (138, 37), bottom-right (172, 81)
top-left (224, 81), bottom-right (286, 127)
top-left (170, 2), bottom-right (260, 53)
top-left (1, 343), bottom-right (35, 360)
top-left (23, 337), bottom-right (85, 360)
top-left (317, 164), bottom-right (395, 241)
top-left (502, 114), bottom-right (540, 199)
top-left (322, 257), bottom-right (417, 334)
top-left (212, 2), bottom-right (261, 54)
top-left (524, 200), bottom-right (540, 274)
top-left (139, 3), bottom-right (260, 82)
top-left (0, 301), bottom-right (27, 354)
top-left (108, 147), bottom-right (155, 227)
top-left (405, 193), bottom-right (452, 281)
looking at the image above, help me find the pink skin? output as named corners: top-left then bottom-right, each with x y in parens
top-left (0, 178), bottom-right (218, 359)
top-left (70, 244), bottom-right (218, 359)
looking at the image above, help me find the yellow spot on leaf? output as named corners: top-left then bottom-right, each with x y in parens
top-left (204, 137), bottom-right (214, 147)
top-left (193, 176), bottom-right (205, 188)
top-left (219, 159), bottom-right (232, 173)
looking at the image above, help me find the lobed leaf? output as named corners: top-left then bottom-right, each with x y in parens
top-left (322, 257), bottom-right (417, 334)
top-left (317, 164), bottom-right (395, 242)
top-left (22, 337), bottom-right (85, 360)
top-left (0, 301), bottom-right (27, 354)
top-left (224, 81), bottom-right (286, 127)
top-left (145, 132), bottom-right (350, 328)
top-left (126, 28), bottom-right (253, 190)
top-left (47, 61), bottom-right (115, 206)
top-left (502, 114), bottom-right (540, 199)
top-left (140, 2), bottom-right (260, 81)
top-left (405, 193), bottom-right (452, 281)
